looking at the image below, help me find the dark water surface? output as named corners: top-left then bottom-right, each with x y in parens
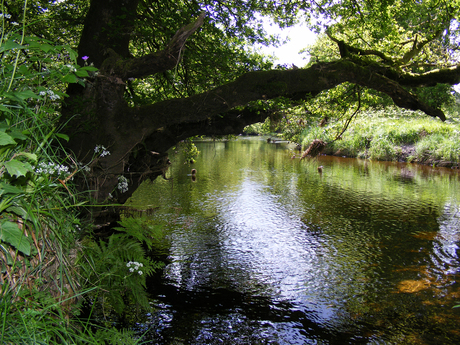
top-left (126, 137), bottom-right (460, 344)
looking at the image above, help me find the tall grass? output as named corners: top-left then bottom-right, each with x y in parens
top-left (0, 2), bottom-right (161, 343)
top-left (300, 107), bottom-right (460, 165)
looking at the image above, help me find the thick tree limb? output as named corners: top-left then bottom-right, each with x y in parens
top-left (398, 65), bottom-right (460, 88)
top-left (132, 59), bottom-right (447, 137)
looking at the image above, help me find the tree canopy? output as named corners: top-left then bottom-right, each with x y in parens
top-left (3, 0), bottom-right (460, 203)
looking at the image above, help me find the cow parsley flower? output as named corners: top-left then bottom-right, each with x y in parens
top-left (35, 161), bottom-right (70, 179)
top-left (39, 90), bottom-right (60, 101)
top-left (117, 175), bottom-right (128, 193)
top-left (126, 261), bottom-right (144, 275)
top-left (94, 145), bottom-right (110, 157)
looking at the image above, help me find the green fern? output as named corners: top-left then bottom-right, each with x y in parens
top-left (114, 216), bottom-right (169, 253)
top-left (78, 217), bottom-right (166, 314)
top-left (91, 327), bottom-right (140, 345)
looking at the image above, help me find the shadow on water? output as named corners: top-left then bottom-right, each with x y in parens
top-left (125, 137), bottom-right (460, 344)
top-left (138, 282), bottom-right (377, 345)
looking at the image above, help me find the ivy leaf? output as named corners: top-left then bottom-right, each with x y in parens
top-left (2, 160), bottom-right (33, 178)
top-left (0, 220), bottom-right (31, 256)
top-left (0, 132), bottom-right (16, 146)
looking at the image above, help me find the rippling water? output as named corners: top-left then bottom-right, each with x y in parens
top-left (126, 137), bottom-right (460, 344)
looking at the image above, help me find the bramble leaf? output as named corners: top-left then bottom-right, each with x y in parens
top-left (2, 160), bottom-right (33, 177)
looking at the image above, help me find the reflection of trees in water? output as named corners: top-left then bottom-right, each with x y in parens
top-left (129, 139), bottom-right (460, 344)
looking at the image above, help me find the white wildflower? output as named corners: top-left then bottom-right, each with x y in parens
top-left (94, 145), bottom-right (110, 157)
top-left (117, 175), bottom-right (128, 193)
top-left (126, 261), bottom-right (145, 275)
top-left (34, 161), bottom-right (70, 179)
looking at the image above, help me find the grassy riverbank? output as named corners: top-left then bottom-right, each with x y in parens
top-left (299, 107), bottom-right (460, 168)
top-left (0, 12), bottom-right (163, 343)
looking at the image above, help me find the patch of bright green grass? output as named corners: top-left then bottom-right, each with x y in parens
top-left (300, 107), bottom-right (460, 163)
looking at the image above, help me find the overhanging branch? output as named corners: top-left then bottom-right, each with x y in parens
top-left (132, 59), bottom-right (447, 136)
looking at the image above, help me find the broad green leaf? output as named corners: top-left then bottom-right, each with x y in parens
top-left (0, 132), bottom-right (16, 146)
top-left (19, 152), bottom-right (37, 162)
top-left (0, 220), bottom-right (31, 256)
top-left (0, 182), bottom-right (23, 196)
top-left (81, 66), bottom-right (98, 72)
top-left (18, 65), bottom-right (30, 76)
top-left (7, 90), bottom-right (41, 101)
top-left (0, 40), bottom-right (25, 53)
top-left (62, 74), bottom-right (78, 83)
top-left (39, 43), bottom-right (54, 53)
top-left (6, 206), bottom-right (29, 219)
top-left (0, 105), bottom-right (13, 114)
top-left (76, 69), bottom-right (89, 77)
top-left (3, 160), bottom-right (33, 177)
top-left (20, 90), bottom-right (41, 100)
top-left (64, 45), bottom-right (77, 62)
top-left (8, 130), bottom-right (28, 141)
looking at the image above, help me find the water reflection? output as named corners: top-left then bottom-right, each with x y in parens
top-left (127, 137), bottom-right (460, 344)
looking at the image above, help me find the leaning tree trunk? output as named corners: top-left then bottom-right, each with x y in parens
top-left (61, 0), bottom-right (206, 204)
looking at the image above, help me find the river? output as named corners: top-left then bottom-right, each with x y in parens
top-left (125, 136), bottom-right (460, 344)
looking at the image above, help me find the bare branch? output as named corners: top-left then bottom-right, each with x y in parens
top-left (120, 12), bottom-right (206, 79)
top-left (326, 31), bottom-right (395, 64)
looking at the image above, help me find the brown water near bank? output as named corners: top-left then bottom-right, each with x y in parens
top-left (323, 142), bottom-right (460, 169)
top-left (127, 137), bottom-right (460, 344)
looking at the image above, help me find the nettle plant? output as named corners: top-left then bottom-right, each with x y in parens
top-left (0, 9), bottom-right (97, 294)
